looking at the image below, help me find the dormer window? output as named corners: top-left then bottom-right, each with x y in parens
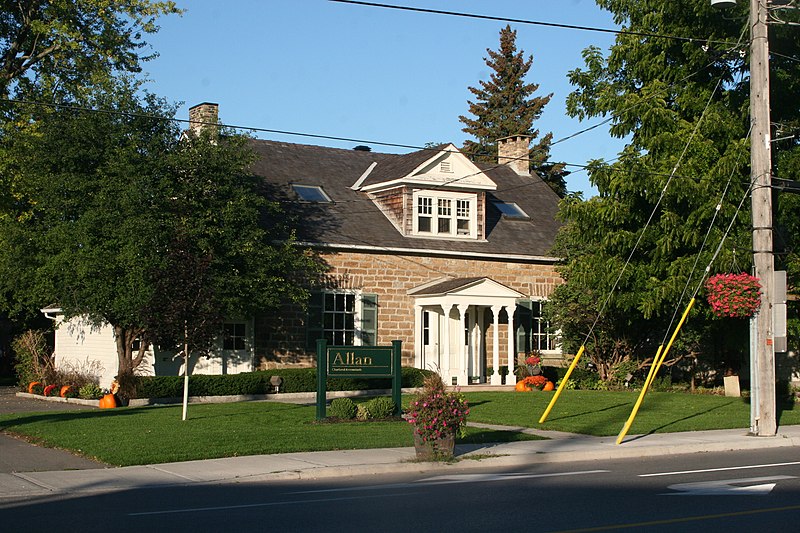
top-left (413, 190), bottom-right (476, 239)
top-left (292, 184), bottom-right (332, 203)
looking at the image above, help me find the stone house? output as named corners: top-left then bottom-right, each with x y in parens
top-left (48, 103), bottom-right (564, 388)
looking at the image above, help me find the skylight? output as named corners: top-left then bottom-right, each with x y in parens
top-left (292, 184), bottom-right (332, 203)
top-left (492, 201), bottom-right (529, 219)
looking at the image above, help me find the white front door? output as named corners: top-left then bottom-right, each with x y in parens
top-left (422, 309), bottom-right (442, 371)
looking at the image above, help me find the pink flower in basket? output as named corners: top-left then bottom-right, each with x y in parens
top-left (705, 273), bottom-right (761, 318)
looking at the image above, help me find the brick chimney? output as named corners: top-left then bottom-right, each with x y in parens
top-left (188, 102), bottom-right (219, 137)
top-left (497, 135), bottom-right (531, 176)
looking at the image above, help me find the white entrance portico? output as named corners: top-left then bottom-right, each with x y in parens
top-left (409, 277), bottom-right (523, 386)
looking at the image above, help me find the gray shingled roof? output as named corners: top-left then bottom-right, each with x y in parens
top-left (248, 139), bottom-right (562, 259)
top-left (409, 277), bottom-right (486, 296)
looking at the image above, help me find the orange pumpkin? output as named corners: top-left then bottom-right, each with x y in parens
top-left (515, 381), bottom-right (531, 392)
top-left (98, 393), bottom-right (117, 409)
top-left (60, 385), bottom-right (72, 398)
top-left (542, 381), bottom-right (555, 391)
top-left (28, 381), bottom-right (42, 394)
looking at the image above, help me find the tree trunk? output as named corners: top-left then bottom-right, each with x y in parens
top-left (114, 325), bottom-right (134, 378)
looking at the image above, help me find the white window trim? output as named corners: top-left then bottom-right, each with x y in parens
top-left (412, 190), bottom-right (477, 239)
top-left (529, 299), bottom-right (561, 355)
top-left (220, 320), bottom-right (252, 351)
top-left (322, 289), bottom-right (366, 346)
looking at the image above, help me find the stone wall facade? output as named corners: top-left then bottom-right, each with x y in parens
top-left (255, 248), bottom-right (561, 369)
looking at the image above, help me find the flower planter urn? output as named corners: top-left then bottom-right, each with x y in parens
top-left (527, 364), bottom-right (542, 375)
top-left (413, 431), bottom-right (455, 461)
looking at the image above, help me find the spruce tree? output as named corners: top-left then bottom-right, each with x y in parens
top-left (459, 25), bottom-right (566, 196)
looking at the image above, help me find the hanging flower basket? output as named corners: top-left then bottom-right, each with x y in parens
top-left (705, 273), bottom-right (762, 318)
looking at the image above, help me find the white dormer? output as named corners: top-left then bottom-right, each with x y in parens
top-left (360, 144), bottom-right (497, 193)
top-left (362, 144), bottom-right (496, 241)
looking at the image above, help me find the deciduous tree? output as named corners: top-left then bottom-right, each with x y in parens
top-left (0, 87), bottom-right (322, 394)
top-left (0, 0), bottom-right (181, 100)
top-left (549, 0), bottom-right (800, 379)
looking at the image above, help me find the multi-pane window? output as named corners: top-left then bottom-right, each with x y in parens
top-left (531, 301), bottom-right (555, 351)
top-left (323, 292), bottom-right (356, 345)
top-left (516, 300), bottom-right (558, 353)
top-left (437, 198), bottom-right (451, 233)
top-left (414, 192), bottom-right (475, 238)
top-left (417, 196), bottom-right (433, 232)
top-left (223, 322), bottom-right (246, 350)
top-left (456, 199), bottom-right (470, 235)
top-left (306, 292), bottom-right (378, 348)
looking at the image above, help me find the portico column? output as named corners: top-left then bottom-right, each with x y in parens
top-left (414, 304), bottom-right (423, 369)
top-left (476, 306), bottom-right (485, 383)
top-left (456, 304), bottom-right (468, 386)
top-left (491, 305), bottom-right (502, 385)
top-left (442, 303), bottom-right (451, 382)
top-left (492, 305), bottom-right (503, 385)
top-left (507, 306), bottom-right (516, 385)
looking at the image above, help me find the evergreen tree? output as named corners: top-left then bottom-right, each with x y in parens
top-left (460, 25), bottom-right (567, 196)
top-left (549, 0), bottom-right (800, 378)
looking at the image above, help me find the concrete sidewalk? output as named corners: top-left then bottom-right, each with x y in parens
top-left (2, 423), bottom-right (800, 500)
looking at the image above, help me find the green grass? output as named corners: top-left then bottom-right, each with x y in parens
top-left (467, 390), bottom-right (800, 436)
top-left (0, 401), bottom-right (541, 466)
top-left (0, 390), bottom-right (797, 466)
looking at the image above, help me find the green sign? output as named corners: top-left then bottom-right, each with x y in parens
top-left (327, 346), bottom-right (394, 377)
top-left (315, 339), bottom-right (402, 420)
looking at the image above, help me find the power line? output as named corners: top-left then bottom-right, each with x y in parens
top-left (330, 0), bottom-right (742, 47)
top-left (0, 96), bottom-right (594, 177)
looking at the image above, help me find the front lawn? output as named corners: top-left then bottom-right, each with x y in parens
top-left (0, 400), bottom-right (540, 466)
top-left (0, 390), bottom-right (796, 466)
top-left (467, 390), bottom-right (800, 435)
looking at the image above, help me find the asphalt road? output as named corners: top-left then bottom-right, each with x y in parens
top-left (0, 386), bottom-right (106, 472)
top-left (1, 447), bottom-right (798, 532)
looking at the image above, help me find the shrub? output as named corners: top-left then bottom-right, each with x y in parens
top-left (650, 374), bottom-right (673, 392)
top-left (29, 382), bottom-right (44, 395)
top-left (131, 367), bottom-right (434, 399)
top-left (356, 404), bottom-right (369, 421)
top-left (328, 397), bottom-right (357, 419)
top-left (135, 376), bottom-right (183, 398)
top-left (12, 330), bottom-right (55, 389)
top-left (52, 358), bottom-right (103, 393)
top-left (556, 378), bottom-right (576, 390)
top-left (79, 383), bottom-right (103, 400)
top-left (257, 367), bottom-right (432, 394)
top-left (365, 396), bottom-right (396, 419)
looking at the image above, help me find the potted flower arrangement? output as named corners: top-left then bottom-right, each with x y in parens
top-left (515, 375), bottom-right (553, 391)
top-left (525, 353), bottom-right (542, 375)
top-left (705, 273), bottom-right (762, 318)
top-left (405, 373), bottom-right (469, 461)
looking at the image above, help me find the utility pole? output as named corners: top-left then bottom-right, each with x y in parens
top-left (749, 0), bottom-right (776, 436)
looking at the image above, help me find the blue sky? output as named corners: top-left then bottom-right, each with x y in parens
top-left (142, 0), bottom-right (626, 196)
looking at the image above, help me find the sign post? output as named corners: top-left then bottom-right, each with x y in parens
top-left (315, 339), bottom-right (402, 420)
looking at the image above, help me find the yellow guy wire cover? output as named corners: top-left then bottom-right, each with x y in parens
top-left (539, 344), bottom-right (585, 424)
top-left (616, 297), bottom-right (696, 444)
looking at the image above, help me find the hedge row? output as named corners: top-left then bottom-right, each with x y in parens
top-left (134, 367), bottom-right (434, 399)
